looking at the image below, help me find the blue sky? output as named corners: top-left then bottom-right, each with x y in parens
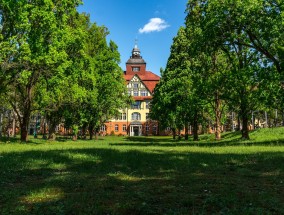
top-left (77, 0), bottom-right (188, 76)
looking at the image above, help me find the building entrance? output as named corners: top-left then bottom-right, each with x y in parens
top-left (130, 122), bottom-right (142, 136)
top-left (133, 126), bottom-right (139, 136)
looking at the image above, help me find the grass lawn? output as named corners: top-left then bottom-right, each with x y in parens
top-left (0, 128), bottom-right (283, 214)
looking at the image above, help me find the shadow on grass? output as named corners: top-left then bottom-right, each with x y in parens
top-left (113, 135), bottom-right (284, 147)
top-left (0, 136), bottom-right (45, 145)
top-left (0, 145), bottom-right (283, 214)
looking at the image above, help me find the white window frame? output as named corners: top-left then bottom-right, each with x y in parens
top-left (141, 90), bottom-right (148, 96)
top-left (133, 90), bottom-right (139, 96)
top-left (100, 125), bottom-right (106, 132)
top-left (132, 67), bottom-right (140, 72)
top-left (132, 112), bottom-right (141, 121)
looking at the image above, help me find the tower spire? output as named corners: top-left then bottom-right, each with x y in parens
top-left (134, 38), bottom-right (138, 49)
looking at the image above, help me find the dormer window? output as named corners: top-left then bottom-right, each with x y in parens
top-left (132, 67), bottom-right (140, 72)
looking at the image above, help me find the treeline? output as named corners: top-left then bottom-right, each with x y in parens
top-left (0, 0), bottom-right (129, 142)
top-left (150, 0), bottom-right (284, 140)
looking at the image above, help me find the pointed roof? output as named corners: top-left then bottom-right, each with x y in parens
top-left (124, 71), bottom-right (160, 93)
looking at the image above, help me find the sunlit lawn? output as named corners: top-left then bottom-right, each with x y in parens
top-left (0, 128), bottom-right (283, 214)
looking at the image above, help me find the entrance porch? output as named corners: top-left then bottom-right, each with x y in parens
top-left (129, 121), bottom-right (142, 136)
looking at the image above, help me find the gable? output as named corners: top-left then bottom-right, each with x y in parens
top-left (127, 74), bottom-right (151, 95)
top-left (124, 71), bottom-right (160, 94)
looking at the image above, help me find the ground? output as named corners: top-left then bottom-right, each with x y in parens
top-left (0, 128), bottom-right (283, 214)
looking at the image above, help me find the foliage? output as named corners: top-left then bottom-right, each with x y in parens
top-left (0, 1), bottom-right (128, 142)
top-left (0, 0), bottom-right (82, 141)
top-left (152, 0), bottom-right (283, 141)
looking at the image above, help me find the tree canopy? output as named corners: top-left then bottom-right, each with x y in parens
top-left (151, 0), bottom-right (282, 140)
top-left (0, 0), bottom-right (128, 141)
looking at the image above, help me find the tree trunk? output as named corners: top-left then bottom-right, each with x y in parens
top-left (12, 112), bottom-right (16, 137)
top-left (251, 111), bottom-right (255, 130)
top-left (81, 123), bottom-right (87, 139)
top-left (72, 134), bottom-right (77, 141)
top-left (282, 110), bottom-right (284, 126)
top-left (177, 129), bottom-right (181, 140)
top-left (20, 111), bottom-right (30, 142)
top-left (95, 127), bottom-right (100, 140)
top-left (193, 111), bottom-right (198, 141)
top-left (241, 113), bottom-right (250, 139)
top-left (43, 118), bottom-right (47, 139)
top-left (184, 123), bottom-right (189, 140)
top-left (274, 109), bottom-right (278, 127)
top-left (171, 128), bottom-right (176, 140)
top-left (215, 91), bottom-right (222, 141)
top-left (89, 124), bottom-right (94, 140)
top-left (48, 120), bottom-right (57, 140)
top-left (236, 115), bottom-right (241, 131)
top-left (0, 112), bottom-right (2, 138)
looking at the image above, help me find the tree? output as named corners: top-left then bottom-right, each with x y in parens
top-left (185, 0), bottom-right (281, 139)
top-left (0, 0), bottom-right (81, 142)
top-left (186, 0), bottom-right (283, 74)
top-left (86, 39), bottom-right (129, 140)
top-left (151, 27), bottom-right (205, 141)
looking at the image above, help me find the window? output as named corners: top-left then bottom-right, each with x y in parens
top-left (133, 83), bottom-right (139, 88)
top-left (131, 101), bottom-right (140, 109)
top-left (100, 125), bottom-right (106, 132)
top-left (153, 125), bottom-right (157, 132)
top-left (132, 67), bottom-right (140, 72)
top-left (133, 91), bottom-right (139, 96)
top-left (146, 124), bottom-right (149, 131)
top-left (146, 101), bottom-right (151, 109)
top-left (128, 90), bottom-right (131, 96)
top-left (132, 112), bottom-right (141, 120)
top-left (117, 113), bottom-right (126, 120)
top-left (123, 124), bottom-right (127, 131)
top-left (141, 90), bottom-right (148, 96)
top-left (115, 124), bottom-right (119, 132)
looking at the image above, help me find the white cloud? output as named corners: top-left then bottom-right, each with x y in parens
top-left (139, 18), bottom-right (170, 34)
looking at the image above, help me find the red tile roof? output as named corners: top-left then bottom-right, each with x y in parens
top-left (133, 96), bottom-right (153, 100)
top-left (124, 71), bottom-right (160, 93)
top-left (142, 81), bottom-right (159, 93)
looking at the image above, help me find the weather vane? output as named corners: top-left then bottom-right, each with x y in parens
top-left (135, 38), bottom-right (138, 48)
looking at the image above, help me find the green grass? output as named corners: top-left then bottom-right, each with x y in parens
top-left (0, 128), bottom-right (283, 214)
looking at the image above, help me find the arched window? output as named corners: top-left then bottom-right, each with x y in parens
top-left (115, 124), bottom-right (119, 132)
top-left (131, 112), bottom-right (141, 120)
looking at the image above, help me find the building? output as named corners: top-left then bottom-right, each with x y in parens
top-left (103, 44), bottom-right (160, 136)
